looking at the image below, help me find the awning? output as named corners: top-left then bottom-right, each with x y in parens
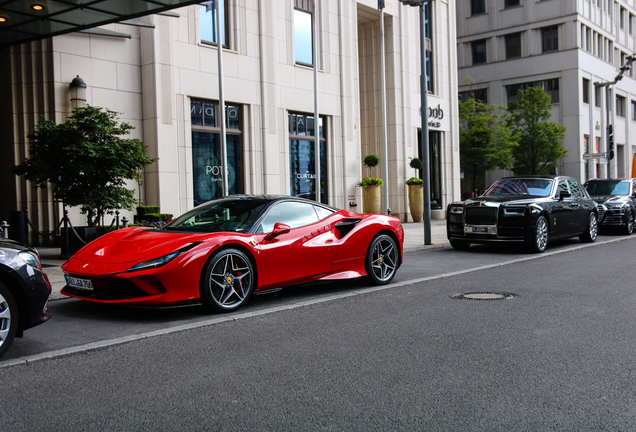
top-left (0, 0), bottom-right (208, 49)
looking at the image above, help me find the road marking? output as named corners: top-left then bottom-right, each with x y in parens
top-left (2, 235), bottom-right (633, 369)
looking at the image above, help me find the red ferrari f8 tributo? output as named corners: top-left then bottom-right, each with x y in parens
top-left (61, 195), bottom-right (404, 312)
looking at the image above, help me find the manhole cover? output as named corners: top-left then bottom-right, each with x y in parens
top-left (451, 292), bottom-right (515, 301)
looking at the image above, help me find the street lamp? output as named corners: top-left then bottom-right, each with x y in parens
top-left (593, 53), bottom-right (635, 179)
top-left (69, 75), bottom-right (87, 109)
top-left (399, 0), bottom-right (432, 245)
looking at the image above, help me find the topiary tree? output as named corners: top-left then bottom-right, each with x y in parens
top-left (361, 154), bottom-right (383, 186)
top-left (14, 105), bottom-right (156, 227)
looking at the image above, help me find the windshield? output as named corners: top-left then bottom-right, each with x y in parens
top-left (164, 198), bottom-right (269, 233)
top-left (484, 179), bottom-right (554, 197)
top-left (584, 181), bottom-right (630, 196)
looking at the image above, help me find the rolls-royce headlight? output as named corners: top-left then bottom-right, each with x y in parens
top-left (503, 207), bottom-right (525, 216)
top-left (449, 206), bottom-right (463, 214)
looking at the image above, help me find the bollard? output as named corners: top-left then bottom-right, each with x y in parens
top-left (60, 209), bottom-right (71, 260)
top-left (122, 216), bottom-right (129, 228)
top-left (0, 221), bottom-right (8, 239)
top-left (116, 210), bottom-right (120, 229)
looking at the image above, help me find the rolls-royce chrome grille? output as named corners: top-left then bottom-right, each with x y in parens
top-left (465, 207), bottom-right (497, 225)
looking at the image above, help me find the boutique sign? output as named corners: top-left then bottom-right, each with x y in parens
top-left (427, 104), bottom-right (444, 129)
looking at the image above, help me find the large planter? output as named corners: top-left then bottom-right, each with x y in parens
top-left (408, 184), bottom-right (424, 222)
top-left (363, 185), bottom-right (382, 214)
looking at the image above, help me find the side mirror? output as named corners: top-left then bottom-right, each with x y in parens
top-left (264, 222), bottom-right (291, 241)
top-left (559, 190), bottom-right (571, 201)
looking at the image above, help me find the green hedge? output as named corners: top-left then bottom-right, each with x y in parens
top-left (136, 206), bottom-right (160, 216)
top-left (141, 213), bottom-right (173, 222)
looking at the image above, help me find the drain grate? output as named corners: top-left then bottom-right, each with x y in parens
top-left (451, 292), bottom-right (516, 301)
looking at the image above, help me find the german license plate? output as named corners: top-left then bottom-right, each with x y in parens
top-left (65, 276), bottom-right (94, 291)
top-left (472, 227), bottom-right (488, 233)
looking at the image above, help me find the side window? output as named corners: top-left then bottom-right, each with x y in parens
top-left (314, 205), bottom-right (335, 220)
top-left (556, 180), bottom-right (569, 197)
top-left (568, 180), bottom-right (584, 198)
top-left (259, 201), bottom-right (319, 233)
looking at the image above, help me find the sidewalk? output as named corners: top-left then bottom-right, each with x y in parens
top-left (38, 220), bottom-right (449, 300)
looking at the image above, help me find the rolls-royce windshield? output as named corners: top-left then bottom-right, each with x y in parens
top-left (484, 179), bottom-right (554, 197)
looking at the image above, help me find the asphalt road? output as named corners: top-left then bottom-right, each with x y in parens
top-left (3, 235), bottom-right (636, 430)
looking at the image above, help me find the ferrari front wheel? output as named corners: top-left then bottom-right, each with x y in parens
top-left (0, 282), bottom-right (18, 358)
top-left (365, 234), bottom-right (398, 285)
top-left (201, 248), bottom-right (255, 313)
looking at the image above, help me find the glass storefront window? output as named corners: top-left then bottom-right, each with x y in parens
top-left (191, 100), bottom-right (242, 206)
top-left (418, 130), bottom-right (442, 209)
top-left (289, 112), bottom-right (327, 203)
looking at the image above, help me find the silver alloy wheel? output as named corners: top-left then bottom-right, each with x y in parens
top-left (208, 252), bottom-right (253, 309)
top-left (370, 236), bottom-right (398, 282)
top-left (535, 216), bottom-right (549, 252)
top-left (589, 213), bottom-right (598, 241)
top-left (626, 211), bottom-right (634, 235)
top-left (0, 292), bottom-right (12, 349)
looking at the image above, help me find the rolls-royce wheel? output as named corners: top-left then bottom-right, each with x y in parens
top-left (366, 234), bottom-right (398, 285)
top-left (526, 215), bottom-right (549, 253)
top-left (622, 209), bottom-right (634, 235)
top-left (579, 212), bottom-right (598, 243)
top-left (449, 239), bottom-right (471, 250)
top-left (201, 248), bottom-right (255, 313)
top-left (0, 282), bottom-right (18, 359)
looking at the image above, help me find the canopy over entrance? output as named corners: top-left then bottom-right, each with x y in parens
top-left (0, 0), bottom-right (205, 49)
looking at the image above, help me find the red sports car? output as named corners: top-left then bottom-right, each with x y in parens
top-left (61, 195), bottom-right (404, 312)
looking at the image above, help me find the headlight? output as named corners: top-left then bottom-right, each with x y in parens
top-left (127, 251), bottom-right (183, 272)
top-left (126, 243), bottom-right (201, 272)
top-left (605, 202), bottom-right (626, 208)
top-left (18, 250), bottom-right (41, 269)
top-left (503, 207), bottom-right (525, 216)
top-left (449, 206), bottom-right (463, 214)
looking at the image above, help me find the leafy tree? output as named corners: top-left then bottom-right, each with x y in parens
top-left (14, 106), bottom-right (156, 227)
top-left (459, 97), bottom-right (517, 194)
top-left (507, 87), bottom-right (567, 175)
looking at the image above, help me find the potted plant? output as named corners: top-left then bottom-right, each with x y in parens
top-left (407, 158), bottom-right (424, 222)
top-left (360, 154), bottom-right (384, 214)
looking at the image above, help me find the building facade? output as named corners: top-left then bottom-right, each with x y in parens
top-left (1, 0), bottom-right (460, 245)
top-left (457, 0), bottom-right (636, 192)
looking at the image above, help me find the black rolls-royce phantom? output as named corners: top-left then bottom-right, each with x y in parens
top-left (447, 175), bottom-right (598, 253)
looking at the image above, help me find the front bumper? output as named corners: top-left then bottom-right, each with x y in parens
top-left (447, 206), bottom-right (527, 243)
top-left (598, 207), bottom-right (628, 227)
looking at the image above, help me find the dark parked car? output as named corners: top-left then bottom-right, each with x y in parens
top-left (584, 179), bottom-right (636, 235)
top-left (447, 175), bottom-right (598, 253)
top-left (0, 238), bottom-right (52, 358)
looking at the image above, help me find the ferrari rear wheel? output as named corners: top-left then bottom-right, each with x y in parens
top-left (366, 234), bottom-right (398, 285)
top-left (0, 282), bottom-right (18, 358)
top-left (201, 248), bottom-right (255, 313)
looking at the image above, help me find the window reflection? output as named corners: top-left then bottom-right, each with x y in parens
top-left (200, 1), bottom-right (227, 46)
top-left (294, 9), bottom-right (313, 65)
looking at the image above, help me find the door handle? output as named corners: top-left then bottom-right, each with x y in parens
top-left (325, 239), bottom-right (334, 244)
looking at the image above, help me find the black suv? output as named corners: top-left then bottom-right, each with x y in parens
top-left (0, 238), bottom-right (52, 358)
top-left (584, 179), bottom-right (636, 235)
